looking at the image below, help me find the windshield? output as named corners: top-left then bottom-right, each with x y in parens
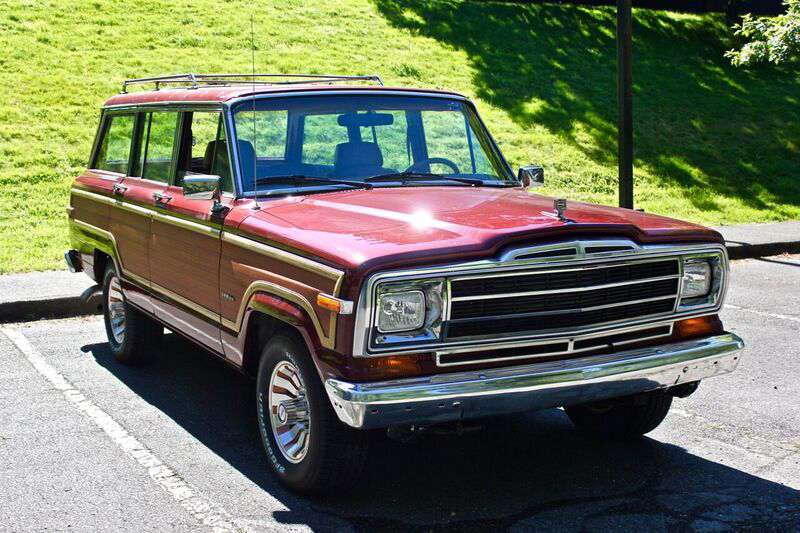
top-left (231, 94), bottom-right (516, 196)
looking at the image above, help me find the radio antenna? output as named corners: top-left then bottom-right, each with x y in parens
top-left (250, 14), bottom-right (260, 210)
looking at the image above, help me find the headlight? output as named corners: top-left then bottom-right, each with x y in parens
top-left (678, 253), bottom-right (725, 310)
top-left (378, 290), bottom-right (425, 332)
top-left (681, 260), bottom-right (711, 298)
top-left (373, 279), bottom-right (444, 346)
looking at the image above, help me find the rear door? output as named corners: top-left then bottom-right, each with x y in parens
top-left (106, 110), bottom-right (174, 313)
top-left (148, 109), bottom-right (233, 352)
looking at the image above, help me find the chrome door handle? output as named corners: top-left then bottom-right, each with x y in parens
top-left (152, 192), bottom-right (172, 204)
top-left (112, 183), bottom-right (127, 195)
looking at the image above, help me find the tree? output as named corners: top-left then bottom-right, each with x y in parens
top-left (726, 0), bottom-right (800, 66)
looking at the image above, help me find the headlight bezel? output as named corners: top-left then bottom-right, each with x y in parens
top-left (678, 253), bottom-right (725, 311)
top-left (371, 278), bottom-right (445, 347)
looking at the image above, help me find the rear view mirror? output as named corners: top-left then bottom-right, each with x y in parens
top-left (518, 165), bottom-right (544, 187)
top-left (183, 174), bottom-right (221, 201)
top-left (338, 113), bottom-right (394, 127)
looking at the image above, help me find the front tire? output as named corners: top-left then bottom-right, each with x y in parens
top-left (102, 263), bottom-right (162, 365)
top-left (564, 389), bottom-right (673, 439)
top-left (256, 333), bottom-right (370, 495)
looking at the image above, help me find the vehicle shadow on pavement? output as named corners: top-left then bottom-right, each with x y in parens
top-left (82, 334), bottom-right (800, 531)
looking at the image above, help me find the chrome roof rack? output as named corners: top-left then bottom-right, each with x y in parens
top-left (121, 73), bottom-right (384, 93)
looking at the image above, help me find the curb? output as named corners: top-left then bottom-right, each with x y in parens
top-left (724, 240), bottom-right (800, 261)
top-left (0, 291), bottom-right (102, 324)
top-left (0, 241), bottom-right (797, 324)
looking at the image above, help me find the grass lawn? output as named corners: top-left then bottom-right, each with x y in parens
top-left (1, 0), bottom-right (798, 272)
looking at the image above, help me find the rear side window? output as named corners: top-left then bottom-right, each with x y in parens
top-left (94, 114), bottom-right (135, 174)
top-left (140, 111), bottom-right (179, 184)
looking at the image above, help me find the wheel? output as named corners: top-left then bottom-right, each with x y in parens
top-left (102, 263), bottom-right (162, 365)
top-left (256, 332), bottom-right (370, 495)
top-left (564, 389), bottom-right (673, 439)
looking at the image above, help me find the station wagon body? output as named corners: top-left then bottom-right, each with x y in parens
top-left (66, 74), bottom-right (744, 494)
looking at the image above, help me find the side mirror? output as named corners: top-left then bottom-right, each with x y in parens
top-left (183, 174), bottom-right (227, 214)
top-left (183, 174), bottom-right (221, 200)
top-left (518, 165), bottom-right (544, 188)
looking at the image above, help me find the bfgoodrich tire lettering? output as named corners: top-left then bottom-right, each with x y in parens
top-left (102, 263), bottom-right (162, 365)
top-left (256, 332), bottom-right (370, 495)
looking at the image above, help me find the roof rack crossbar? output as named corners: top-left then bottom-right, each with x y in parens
top-left (121, 73), bottom-right (384, 93)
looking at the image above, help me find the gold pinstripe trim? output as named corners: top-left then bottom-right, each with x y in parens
top-left (149, 281), bottom-right (221, 323)
top-left (71, 219), bottom-right (149, 288)
top-left (221, 232), bottom-right (342, 282)
top-left (219, 280), bottom-right (336, 349)
top-left (72, 188), bottom-right (342, 281)
top-left (71, 188), bottom-right (152, 218)
top-left (71, 198), bottom-right (344, 350)
top-left (151, 211), bottom-right (221, 238)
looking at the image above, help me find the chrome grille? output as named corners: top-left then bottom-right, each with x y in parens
top-left (445, 258), bottom-right (681, 341)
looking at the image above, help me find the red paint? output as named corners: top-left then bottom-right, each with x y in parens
top-left (237, 186), bottom-right (722, 283)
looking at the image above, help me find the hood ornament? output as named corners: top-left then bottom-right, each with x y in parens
top-left (542, 198), bottom-right (574, 223)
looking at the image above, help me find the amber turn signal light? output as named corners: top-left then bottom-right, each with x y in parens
top-left (317, 293), bottom-right (354, 315)
top-left (362, 354), bottom-right (423, 378)
top-left (674, 315), bottom-right (723, 339)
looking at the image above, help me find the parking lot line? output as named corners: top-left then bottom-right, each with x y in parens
top-left (1, 327), bottom-right (249, 533)
top-left (724, 304), bottom-right (800, 323)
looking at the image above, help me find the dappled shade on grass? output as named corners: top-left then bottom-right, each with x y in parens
top-left (375, 0), bottom-right (800, 218)
top-left (0, 0), bottom-right (798, 272)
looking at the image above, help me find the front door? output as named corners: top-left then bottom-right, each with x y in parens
top-left (148, 109), bottom-right (233, 352)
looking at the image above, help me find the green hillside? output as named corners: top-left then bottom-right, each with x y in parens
top-left (1, 0), bottom-right (798, 272)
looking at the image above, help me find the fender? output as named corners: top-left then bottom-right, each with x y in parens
top-left (232, 290), bottom-right (327, 379)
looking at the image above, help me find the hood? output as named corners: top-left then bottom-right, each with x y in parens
top-left (237, 186), bottom-right (721, 274)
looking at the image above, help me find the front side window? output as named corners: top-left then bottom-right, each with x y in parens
top-left (231, 95), bottom-right (515, 197)
top-left (140, 111), bottom-right (178, 184)
top-left (94, 114), bottom-right (135, 174)
top-left (177, 111), bottom-right (233, 193)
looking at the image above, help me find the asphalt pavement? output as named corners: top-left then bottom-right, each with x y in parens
top-left (1, 255), bottom-right (799, 532)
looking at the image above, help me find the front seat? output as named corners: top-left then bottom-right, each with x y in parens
top-left (330, 141), bottom-right (394, 179)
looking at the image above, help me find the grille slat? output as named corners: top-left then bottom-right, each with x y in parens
top-left (451, 259), bottom-right (679, 298)
top-left (445, 259), bottom-right (680, 341)
top-left (451, 278), bottom-right (678, 320)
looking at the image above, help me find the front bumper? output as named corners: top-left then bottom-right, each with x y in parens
top-left (325, 333), bottom-right (744, 429)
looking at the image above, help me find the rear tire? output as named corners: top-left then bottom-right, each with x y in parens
top-left (256, 332), bottom-right (370, 496)
top-left (102, 263), bottom-right (162, 365)
top-left (564, 389), bottom-right (673, 439)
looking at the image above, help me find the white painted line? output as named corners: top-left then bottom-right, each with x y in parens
top-left (724, 304), bottom-right (800, 323)
top-left (1, 327), bottom-right (250, 533)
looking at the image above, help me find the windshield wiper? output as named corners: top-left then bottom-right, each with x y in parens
top-left (365, 172), bottom-right (485, 186)
top-left (254, 175), bottom-right (373, 193)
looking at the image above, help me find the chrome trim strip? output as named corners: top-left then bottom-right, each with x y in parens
top-left (448, 294), bottom-right (678, 324)
top-left (326, 333), bottom-right (744, 428)
top-left (352, 241), bottom-right (729, 357)
top-left (449, 273), bottom-right (680, 302)
top-left (435, 322), bottom-right (674, 367)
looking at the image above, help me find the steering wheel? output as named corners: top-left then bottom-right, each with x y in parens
top-left (404, 157), bottom-right (461, 175)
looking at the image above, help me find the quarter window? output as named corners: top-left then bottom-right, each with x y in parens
top-left (94, 114), bottom-right (135, 174)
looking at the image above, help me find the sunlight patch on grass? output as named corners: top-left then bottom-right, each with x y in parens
top-left (0, 0), bottom-right (798, 272)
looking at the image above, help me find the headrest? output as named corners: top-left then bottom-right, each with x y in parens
top-left (333, 142), bottom-right (383, 171)
top-left (203, 140), bottom-right (226, 171)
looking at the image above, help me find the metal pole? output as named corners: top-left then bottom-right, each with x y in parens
top-left (616, 0), bottom-right (634, 209)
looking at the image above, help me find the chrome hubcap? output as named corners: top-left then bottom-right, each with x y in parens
top-left (107, 275), bottom-right (126, 344)
top-left (268, 360), bottom-right (310, 464)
